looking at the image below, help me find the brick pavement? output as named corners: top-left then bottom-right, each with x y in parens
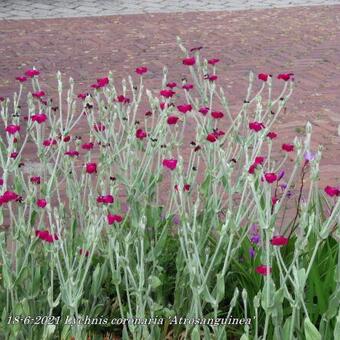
top-left (0, 0), bottom-right (340, 19)
top-left (1, 5), bottom-right (340, 227)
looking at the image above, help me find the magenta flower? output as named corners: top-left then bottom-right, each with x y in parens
top-left (107, 214), bottom-right (123, 225)
top-left (79, 249), bottom-right (90, 257)
top-left (32, 91), bottom-right (45, 98)
top-left (182, 56), bottom-right (195, 66)
top-left (93, 122), bottom-right (105, 132)
top-left (86, 163), bottom-right (97, 174)
top-left (208, 58), bottom-right (220, 65)
top-left (258, 73), bottom-right (270, 81)
top-left (282, 143), bottom-right (294, 152)
top-left (78, 93), bottom-right (88, 100)
top-left (167, 116), bottom-right (180, 125)
top-left (277, 73), bottom-right (294, 81)
top-left (36, 199), bottom-right (47, 208)
top-left (177, 104), bottom-right (192, 113)
top-left (255, 156), bottom-right (265, 165)
top-left (249, 122), bottom-right (265, 132)
top-left (212, 129), bottom-right (225, 138)
top-left (16, 76), bottom-right (27, 82)
top-left (43, 139), bottom-right (57, 147)
top-left (97, 195), bottom-right (114, 204)
top-left (64, 150), bottom-right (79, 157)
top-left (272, 197), bottom-right (279, 206)
top-left (5, 125), bottom-right (20, 135)
top-left (206, 134), bottom-right (217, 143)
top-left (30, 176), bottom-right (41, 184)
top-left (199, 107), bottom-right (209, 115)
top-left (162, 159), bottom-right (177, 170)
top-left (35, 230), bottom-right (58, 243)
top-left (96, 77), bottom-right (109, 87)
top-left (182, 84), bottom-right (194, 91)
top-left (267, 132), bottom-right (277, 139)
top-left (264, 173), bottom-right (277, 184)
top-left (31, 113), bottom-right (47, 124)
top-left (211, 111), bottom-right (224, 119)
top-left (256, 265), bottom-right (272, 276)
top-left (248, 157), bottom-right (264, 174)
top-left (160, 89), bottom-right (175, 98)
top-left (136, 128), bottom-right (147, 140)
top-left (166, 82), bottom-right (177, 88)
top-left (25, 69), bottom-right (40, 77)
top-left (116, 95), bottom-right (130, 104)
top-left (135, 66), bottom-right (148, 75)
top-left (248, 164), bottom-right (257, 174)
top-left (1, 191), bottom-right (19, 203)
top-left (190, 46), bottom-right (203, 52)
top-left (82, 142), bottom-right (94, 150)
top-left (270, 236), bottom-right (289, 246)
top-left (325, 186), bottom-right (340, 197)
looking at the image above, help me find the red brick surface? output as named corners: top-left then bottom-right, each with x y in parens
top-left (1, 6), bottom-right (340, 227)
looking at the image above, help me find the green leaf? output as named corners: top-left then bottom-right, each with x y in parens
top-left (202, 286), bottom-right (216, 306)
top-left (111, 270), bottom-right (121, 285)
top-left (20, 298), bottom-right (30, 315)
top-left (200, 173), bottom-right (211, 197)
top-left (261, 277), bottom-right (275, 310)
top-left (30, 210), bottom-right (37, 227)
top-left (325, 291), bottom-right (340, 320)
top-left (304, 317), bottom-right (321, 340)
top-left (149, 275), bottom-right (162, 289)
top-left (91, 264), bottom-right (101, 297)
top-left (150, 224), bottom-right (168, 260)
top-left (334, 310), bottom-right (340, 339)
top-left (14, 265), bottom-right (28, 286)
top-left (282, 317), bottom-right (292, 340)
top-left (14, 175), bottom-right (23, 194)
top-left (40, 183), bottom-right (48, 196)
top-left (191, 326), bottom-right (201, 340)
top-left (215, 272), bottom-right (225, 303)
top-left (1, 261), bottom-right (12, 290)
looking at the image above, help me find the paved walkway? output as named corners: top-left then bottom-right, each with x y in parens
top-left (1, 0), bottom-right (340, 19)
top-left (1, 3), bottom-right (340, 228)
top-left (1, 4), bottom-right (340, 186)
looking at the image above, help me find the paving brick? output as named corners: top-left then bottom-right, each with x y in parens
top-left (0, 5), bottom-right (340, 226)
top-left (1, 1), bottom-right (340, 19)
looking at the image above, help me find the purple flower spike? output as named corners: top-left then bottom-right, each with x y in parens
top-left (278, 170), bottom-right (285, 181)
top-left (172, 214), bottom-right (180, 225)
top-left (249, 247), bottom-right (256, 258)
top-left (250, 223), bottom-right (258, 234)
top-left (304, 150), bottom-right (316, 161)
top-left (251, 234), bottom-right (260, 244)
top-left (280, 183), bottom-right (288, 190)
